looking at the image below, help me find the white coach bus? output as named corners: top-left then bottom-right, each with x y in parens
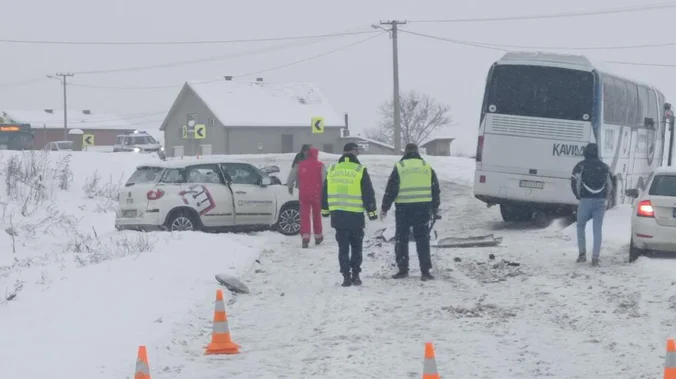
top-left (473, 51), bottom-right (670, 223)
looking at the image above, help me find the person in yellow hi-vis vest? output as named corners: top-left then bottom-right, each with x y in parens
top-left (380, 143), bottom-right (441, 281)
top-left (321, 142), bottom-right (378, 287)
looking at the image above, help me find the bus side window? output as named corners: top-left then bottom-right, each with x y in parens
top-left (625, 82), bottom-right (638, 127)
top-left (612, 77), bottom-right (628, 126)
top-left (647, 89), bottom-right (658, 128)
top-left (602, 76), bottom-right (617, 124)
top-left (637, 85), bottom-right (649, 127)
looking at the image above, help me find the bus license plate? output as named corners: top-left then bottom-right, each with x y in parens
top-left (519, 180), bottom-right (544, 189)
top-left (123, 210), bottom-right (137, 218)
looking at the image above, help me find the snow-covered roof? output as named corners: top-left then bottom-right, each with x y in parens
top-left (1, 110), bottom-right (136, 130)
top-left (420, 135), bottom-right (455, 146)
top-left (178, 80), bottom-right (345, 128)
top-left (342, 134), bottom-right (398, 151)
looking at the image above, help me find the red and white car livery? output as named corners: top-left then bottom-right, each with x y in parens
top-left (115, 158), bottom-right (300, 235)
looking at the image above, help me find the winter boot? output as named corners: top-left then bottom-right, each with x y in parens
top-left (302, 239), bottom-right (309, 248)
top-left (591, 258), bottom-right (599, 267)
top-left (351, 272), bottom-right (362, 286)
top-left (576, 253), bottom-right (587, 263)
top-left (392, 269), bottom-right (408, 279)
top-left (315, 236), bottom-right (323, 246)
top-left (421, 271), bottom-right (435, 281)
top-left (341, 274), bottom-right (352, 287)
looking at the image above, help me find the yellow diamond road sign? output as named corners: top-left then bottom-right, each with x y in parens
top-left (83, 134), bottom-right (95, 146)
top-left (194, 124), bottom-right (206, 139)
top-left (311, 117), bottom-right (324, 134)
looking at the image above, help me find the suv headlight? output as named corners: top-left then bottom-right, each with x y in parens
top-left (133, 147), bottom-right (141, 152)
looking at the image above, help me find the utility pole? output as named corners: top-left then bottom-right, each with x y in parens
top-left (48, 73), bottom-right (74, 140)
top-left (380, 20), bottom-right (406, 154)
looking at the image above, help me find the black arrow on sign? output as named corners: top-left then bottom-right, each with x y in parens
top-left (314, 120), bottom-right (322, 131)
top-left (84, 135), bottom-right (92, 145)
top-left (196, 127), bottom-right (204, 137)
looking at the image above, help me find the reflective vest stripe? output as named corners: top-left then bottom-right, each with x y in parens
top-left (326, 161), bottom-right (365, 213)
top-left (395, 159), bottom-right (432, 203)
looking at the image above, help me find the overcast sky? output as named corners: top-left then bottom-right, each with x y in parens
top-left (1, 0), bottom-right (675, 154)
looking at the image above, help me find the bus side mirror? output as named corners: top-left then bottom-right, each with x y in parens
top-left (644, 117), bottom-right (655, 129)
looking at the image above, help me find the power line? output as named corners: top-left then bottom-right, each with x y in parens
top-left (400, 29), bottom-right (676, 51)
top-left (401, 29), bottom-right (676, 68)
top-left (71, 34), bottom-right (352, 75)
top-left (67, 32), bottom-right (386, 90)
top-left (236, 32), bottom-right (385, 77)
top-left (0, 29), bottom-right (379, 45)
top-left (407, 2), bottom-right (676, 23)
top-left (399, 30), bottom-right (508, 51)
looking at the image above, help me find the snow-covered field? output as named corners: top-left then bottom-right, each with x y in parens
top-left (0, 150), bottom-right (674, 378)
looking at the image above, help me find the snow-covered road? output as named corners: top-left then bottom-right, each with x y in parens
top-left (173, 157), bottom-right (676, 378)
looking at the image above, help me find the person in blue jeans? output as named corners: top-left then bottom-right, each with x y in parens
top-left (570, 143), bottom-right (614, 266)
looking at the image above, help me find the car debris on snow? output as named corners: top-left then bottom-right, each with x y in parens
top-left (215, 274), bottom-right (250, 294)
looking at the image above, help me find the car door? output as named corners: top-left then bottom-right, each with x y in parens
top-left (219, 162), bottom-right (276, 226)
top-left (182, 164), bottom-right (235, 227)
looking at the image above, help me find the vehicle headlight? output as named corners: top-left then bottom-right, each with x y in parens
top-left (160, 146), bottom-right (164, 151)
top-left (133, 147), bottom-right (141, 152)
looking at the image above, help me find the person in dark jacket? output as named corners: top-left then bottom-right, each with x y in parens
top-left (292, 144), bottom-right (312, 168)
top-left (321, 142), bottom-right (378, 287)
top-left (570, 143), bottom-right (613, 266)
top-left (380, 143), bottom-right (441, 281)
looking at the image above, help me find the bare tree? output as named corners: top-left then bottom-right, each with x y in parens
top-left (366, 90), bottom-right (452, 146)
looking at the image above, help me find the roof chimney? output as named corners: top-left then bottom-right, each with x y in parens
top-left (44, 108), bottom-right (53, 114)
top-left (82, 109), bottom-right (91, 115)
top-left (344, 112), bottom-right (349, 128)
top-left (256, 77), bottom-right (263, 82)
top-left (224, 76), bottom-right (233, 81)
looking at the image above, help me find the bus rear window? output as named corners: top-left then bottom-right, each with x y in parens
top-left (649, 175), bottom-right (676, 197)
top-left (125, 167), bottom-right (163, 186)
top-left (485, 65), bottom-right (594, 121)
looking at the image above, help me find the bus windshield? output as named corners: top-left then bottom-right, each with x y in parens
top-left (485, 65), bottom-right (594, 122)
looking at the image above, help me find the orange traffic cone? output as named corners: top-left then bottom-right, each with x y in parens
top-left (422, 342), bottom-right (440, 379)
top-left (134, 345), bottom-right (151, 379)
top-left (665, 339), bottom-right (676, 379)
top-left (205, 289), bottom-right (240, 355)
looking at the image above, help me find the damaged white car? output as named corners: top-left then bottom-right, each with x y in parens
top-left (114, 158), bottom-right (300, 235)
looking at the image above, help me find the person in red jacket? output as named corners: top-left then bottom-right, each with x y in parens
top-left (287, 147), bottom-right (327, 248)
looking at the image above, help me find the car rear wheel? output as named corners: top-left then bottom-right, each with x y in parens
top-left (276, 204), bottom-right (300, 236)
top-left (167, 210), bottom-right (200, 232)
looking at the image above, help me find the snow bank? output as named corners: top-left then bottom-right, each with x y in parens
top-left (0, 150), bottom-right (269, 379)
top-left (0, 232), bottom-right (263, 379)
top-left (561, 204), bottom-right (633, 253)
